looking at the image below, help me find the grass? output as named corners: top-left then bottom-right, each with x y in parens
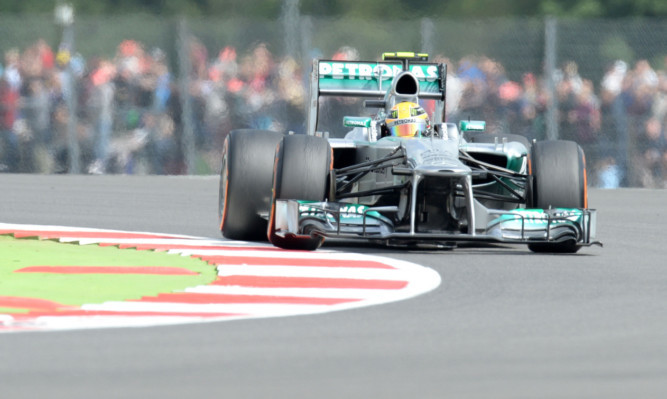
top-left (0, 236), bottom-right (217, 312)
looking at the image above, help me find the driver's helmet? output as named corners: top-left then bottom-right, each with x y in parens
top-left (385, 102), bottom-right (431, 138)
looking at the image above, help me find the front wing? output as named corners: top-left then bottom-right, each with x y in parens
top-left (273, 199), bottom-right (600, 248)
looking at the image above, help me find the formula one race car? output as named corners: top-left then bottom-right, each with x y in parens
top-left (219, 52), bottom-right (599, 252)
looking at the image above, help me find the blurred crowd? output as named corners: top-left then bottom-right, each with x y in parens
top-left (0, 38), bottom-right (665, 188)
top-left (0, 39), bottom-right (191, 175)
top-left (442, 55), bottom-right (667, 188)
top-left (0, 38), bottom-right (308, 175)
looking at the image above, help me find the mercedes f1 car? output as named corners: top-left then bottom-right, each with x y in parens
top-left (219, 52), bottom-right (600, 252)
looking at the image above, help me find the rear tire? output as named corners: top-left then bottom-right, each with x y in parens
top-left (219, 129), bottom-right (283, 240)
top-left (268, 135), bottom-right (331, 250)
top-left (528, 140), bottom-right (587, 253)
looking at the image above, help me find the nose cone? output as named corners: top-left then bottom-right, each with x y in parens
top-left (403, 138), bottom-right (469, 173)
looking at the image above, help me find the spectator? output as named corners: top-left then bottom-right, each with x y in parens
top-left (86, 58), bottom-right (116, 173)
top-left (599, 60), bottom-right (629, 185)
top-left (4, 49), bottom-right (21, 92)
top-left (636, 117), bottom-right (665, 187)
top-left (0, 71), bottom-right (20, 172)
top-left (518, 72), bottom-right (548, 141)
top-left (432, 55), bottom-right (462, 122)
top-left (570, 79), bottom-right (601, 146)
top-left (457, 56), bottom-right (487, 118)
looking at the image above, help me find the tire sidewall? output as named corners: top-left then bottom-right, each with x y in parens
top-left (530, 140), bottom-right (586, 209)
top-left (268, 135), bottom-right (331, 250)
top-left (219, 129), bottom-right (283, 240)
top-left (528, 140), bottom-right (587, 253)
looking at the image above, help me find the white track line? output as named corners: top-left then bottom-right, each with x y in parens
top-left (81, 302), bottom-right (333, 316)
top-left (66, 238), bottom-right (223, 246)
top-left (214, 265), bottom-right (411, 280)
top-left (24, 315), bottom-right (209, 330)
top-left (0, 223), bottom-right (197, 238)
top-left (184, 285), bottom-right (401, 299)
top-left (170, 248), bottom-right (352, 258)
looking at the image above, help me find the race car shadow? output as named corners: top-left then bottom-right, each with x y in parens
top-left (322, 239), bottom-right (595, 256)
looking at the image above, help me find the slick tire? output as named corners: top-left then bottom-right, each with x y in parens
top-left (219, 129), bottom-right (283, 240)
top-left (528, 140), bottom-right (587, 253)
top-left (268, 134), bottom-right (331, 250)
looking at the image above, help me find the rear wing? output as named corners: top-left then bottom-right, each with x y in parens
top-left (308, 57), bottom-right (448, 135)
top-left (315, 60), bottom-right (445, 99)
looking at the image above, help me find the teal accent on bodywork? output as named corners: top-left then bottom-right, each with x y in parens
top-left (457, 143), bottom-right (525, 172)
top-left (344, 116), bottom-right (372, 128)
top-left (459, 120), bottom-right (486, 132)
top-left (297, 201), bottom-right (393, 226)
top-left (505, 152), bottom-right (525, 172)
top-left (488, 208), bottom-right (585, 229)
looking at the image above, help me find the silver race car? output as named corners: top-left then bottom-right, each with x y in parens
top-left (219, 52), bottom-right (599, 252)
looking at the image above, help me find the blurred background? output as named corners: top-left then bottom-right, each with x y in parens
top-left (0, 0), bottom-right (665, 188)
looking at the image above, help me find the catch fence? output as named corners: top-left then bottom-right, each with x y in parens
top-left (0, 13), bottom-right (665, 187)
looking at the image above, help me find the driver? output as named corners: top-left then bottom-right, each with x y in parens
top-left (385, 101), bottom-right (431, 138)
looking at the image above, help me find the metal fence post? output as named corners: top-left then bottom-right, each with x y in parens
top-left (300, 15), bottom-right (313, 127)
top-left (55, 3), bottom-right (80, 174)
top-left (283, 0), bottom-right (300, 60)
top-left (64, 29), bottom-right (80, 174)
top-left (420, 18), bottom-right (434, 55)
top-left (177, 17), bottom-right (196, 175)
top-left (544, 16), bottom-right (558, 141)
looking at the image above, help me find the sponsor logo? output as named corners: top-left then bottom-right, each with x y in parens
top-left (387, 118), bottom-right (420, 127)
top-left (339, 204), bottom-right (368, 214)
top-left (345, 119), bottom-right (370, 127)
top-left (497, 209), bottom-right (582, 226)
top-left (319, 62), bottom-right (438, 82)
top-left (299, 204), bottom-right (376, 221)
top-left (299, 204), bottom-right (367, 216)
top-left (421, 151), bottom-right (448, 165)
top-left (299, 205), bottom-right (326, 218)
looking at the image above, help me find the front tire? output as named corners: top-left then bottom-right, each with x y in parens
top-left (528, 140), bottom-right (587, 253)
top-left (219, 129), bottom-right (283, 240)
top-left (268, 134), bottom-right (331, 250)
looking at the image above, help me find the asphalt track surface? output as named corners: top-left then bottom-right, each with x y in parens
top-left (1, 174), bottom-right (665, 399)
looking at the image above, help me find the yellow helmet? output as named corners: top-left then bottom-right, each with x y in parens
top-left (385, 102), bottom-right (431, 138)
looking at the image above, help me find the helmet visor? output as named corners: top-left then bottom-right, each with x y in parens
top-left (387, 119), bottom-right (427, 138)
